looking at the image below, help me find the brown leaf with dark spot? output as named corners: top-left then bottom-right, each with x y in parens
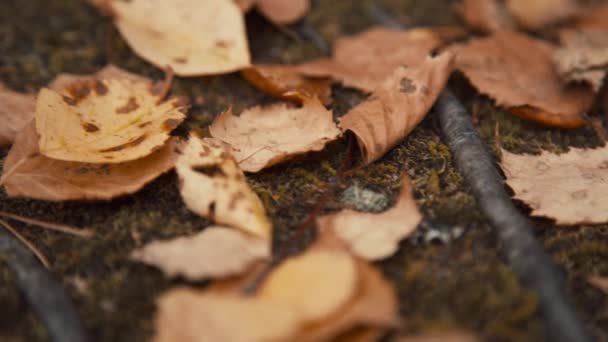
top-left (339, 53), bottom-right (454, 164)
top-left (0, 84), bottom-right (35, 147)
top-left (453, 31), bottom-right (594, 128)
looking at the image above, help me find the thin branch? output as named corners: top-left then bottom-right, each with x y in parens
top-left (0, 211), bottom-right (94, 238)
top-left (154, 65), bottom-right (174, 105)
top-left (0, 219), bottom-right (50, 268)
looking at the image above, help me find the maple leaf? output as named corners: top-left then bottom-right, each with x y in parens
top-left (500, 146), bottom-right (608, 224)
top-left (317, 175), bottom-right (422, 260)
top-left (340, 53), bottom-right (454, 164)
top-left (131, 226), bottom-right (269, 280)
top-left (175, 134), bottom-right (271, 239)
top-left (0, 84), bottom-right (35, 147)
top-left (209, 97), bottom-right (341, 172)
top-left (103, 0), bottom-right (250, 76)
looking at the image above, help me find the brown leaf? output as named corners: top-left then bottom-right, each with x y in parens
top-left (574, 4), bottom-right (608, 31)
top-left (453, 31), bottom-right (594, 128)
top-left (588, 276), bottom-right (608, 294)
top-left (240, 65), bottom-right (332, 105)
top-left (396, 331), bottom-right (479, 342)
top-left (2, 121), bottom-right (180, 201)
top-left (500, 146), bottom-right (608, 224)
top-left (256, 0), bottom-right (310, 25)
top-left (209, 97), bottom-right (341, 172)
top-left (106, 0), bottom-right (250, 76)
top-left (506, 0), bottom-right (580, 30)
top-left (131, 226), bottom-right (269, 280)
top-left (36, 72), bottom-right (187, 163)
top-left (340, 53), bottom-right (454, 164)
top-left (554, 29), bottom-right (608, 92)
top-left (317, 175), bottom-right (422, 260)
top-left (456, 0), bottom-right (516, 33)
top-left (175, 134), bottom-right (272, 239)
top-left (0, 84), bottom-right (35, 147)
top-left (297, 27), bottom-right (443, 93)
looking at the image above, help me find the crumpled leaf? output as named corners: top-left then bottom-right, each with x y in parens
top-left (500, 146), bottom-right (608, 224)
top-left (236, 0), bottom-right (310, 25)
top-left (131, 226), bottom-right (269, 280)
top-left (2, 121), bottom-right (180, 201)
top-left (506, 0), bottom-right (580, 30)
top-left (210, 97), bottom-right (340, 172)
top-left (175, 134), bottom-right (271, 239)
top-left (297, 27), bottom-right (442, 93)
top-left (36, 73), bottom-right (187, 163)
top-left (340, 53), bottom-right (454, 164)
top-left (554, 29), bottom-right (608, 92)
top-left (453, 31), bottom-right (594, 128)
top-left (0, 84), bottom-right (35, 147)
top-left (456, 0), bottom-right (516, 33)
top-left (317, 175), bottom-right (422, 260)
top-left (241, 65), bottom-right (332, 105)
top-left (106, 0), bottom-right (250, 76)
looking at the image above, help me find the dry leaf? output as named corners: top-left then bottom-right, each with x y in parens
top-left (154, 289), bottom-right (300, 342)
top-left (317, 175), bottom-right (422, 260)
top-left (48, 65), bottom-right (151, 92)
top-left (297, 27), bottom-right (442, 93)
top-left (131, 226), bottom-right (269, 280)
top-left (241, 65), bottom-right (332, 105)
top-left (0, 84), bottom-right (35, 147)
top-left (2, 121), bottom-right (180, 201)
top-left (396, 332), bottom-right (479, 342)
top-left (340, 53), bottom-right (454, 164)
top-left (554, 29), bottom-right (608, 92)
top-left (574, 4), bottom-right (608, 31)
top-left (36, 75), bottom-right (187, 163)
top-left (454, 31), bottom-right (594, 128)
top-left (506, 0), bottom-right (580, 30)
top-left (456, 0), bottom-right (516, 33)
top-left (236, 0), bottom-right (310, 25)
top-left (209, 97), bottom-right (340, 172)
top-left (175, 134), bottom-right (271, 239)
top-left (500, 146), bottom-right (608, 224)
top-left (107, 0), bottom-right (250, 76)
top-left (588, 276), bottom-right (608, 294)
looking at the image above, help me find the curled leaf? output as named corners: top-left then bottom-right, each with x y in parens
top-left (175, 134), bottom-right (271, 239)
top-left (210, 97), bottom-right (340, 172)
top-left (0, 84), bottom-right (35, 147)
top-left (340, 53), bottom-right (454, 164)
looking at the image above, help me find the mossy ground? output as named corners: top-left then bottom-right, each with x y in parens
top-left (1, 0), bottom-right (607, 341)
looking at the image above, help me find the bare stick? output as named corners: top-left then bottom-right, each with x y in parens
top-left (0, 219), bottom-right (49, 268)
top-left (155, 65), bottom-right (174, 105)
top-left (0, 211), bottom-right (94, 238)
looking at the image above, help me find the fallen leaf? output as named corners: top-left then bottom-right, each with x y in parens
top-left (2, 121), bottom-right (180, 201)
top-left (506, 0), bottom-right (580, 30)
top-left (131, 226), bottom-right (269, 280)
top-left (106, 0), bottom-right (250, 76)
top-left (209, 97), bottom-right (340, 172)
top-left (317, 175), bottom-right (422, 260)
top-left (48, 65), bottom-right (150, 92)
top-left (154, 289), bottom-right (300, 342)
top-left (36, 74), bottom-right (187, 163)
top-left (453, 31), bottom-right (594, 128)
top-left (456, 0), bottom-right (516, 33)
top-left (574, 4), bottom-right (608, 31)
top-left (554, 29), bottom-right (608, 92)
top-left (588, 276), bottom-right (608, 294)
top-left (297, 27), bottom-right (443, 93)
top-left (396, 331), bottom-right (479, 342)
top-left (0, 84), bottom-right (35, 147)
top-left (500, 146), bottom-right (608, 224)
top-left (236, 0), bottom-right (310, 25)
top-left (175, 134), bottom-right (271, 239)
top-left (340, 53), bottom-right (454, 164)
top-left (241, 65), bottom-right (332, 105)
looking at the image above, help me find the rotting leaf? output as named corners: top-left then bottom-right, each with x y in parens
top-left (317, 175), bottom-right (422, 260)
top-left (456, 0), bottom-right (516, 33)
top-left (506, 0), bottom-right (580, 31)
top-left (175, 134), bottom-right (271, 239)
top-left (240, 65), bottom-right (332, 105)
top-left (500, 146), bottom-right (608, 224)
top-left (296, 27), bottom-right (443, 93)
top-left (554, 29), bottom-right (608, 92)
top-left (0, 84), bottom-right (35, 147)
top-left (210, 97), bottom-right (341, 172)
top-left (237, 0), bottom-right (310, 25)
top-left (453, 31), bottom-right (594, 128)
top-left (36, 72), bottom-right (187, 163)
top-left (103, 0), bottom-right (250, 76)
top-left (1, 121), bottom-right (180, 201)
top-left (340, 53), bottom-right (454, 164)
top-left (131, 226), bottom-right (269, 280)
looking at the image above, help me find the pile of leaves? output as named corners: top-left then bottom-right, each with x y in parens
top-left (1, 0), bottom-right (608, 341)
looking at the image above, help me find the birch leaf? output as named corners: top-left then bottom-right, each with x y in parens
top-left (210, 97), bottom-right (340, 172)
top-left (175, 134), bottom-right (271, 239)
top-left (36, 76), bottom-right (187, 163)
top-left (107, 0), bottom-right (250, 76)
top-left (0, 84), bottom-right (35, 147)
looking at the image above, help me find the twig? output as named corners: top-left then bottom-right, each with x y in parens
top-left (0, 153), bottom-right (37, 188)
top-left (0, 222), bottom-right (87, 342)
top-left (154, 65), bottom-right (174, 105)
top-left (435, 89), bottom-right (592, 342)
top-left (0, 219), bottom-right (50, 268)
top-left (0, 211), bottom-right (94, 238)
